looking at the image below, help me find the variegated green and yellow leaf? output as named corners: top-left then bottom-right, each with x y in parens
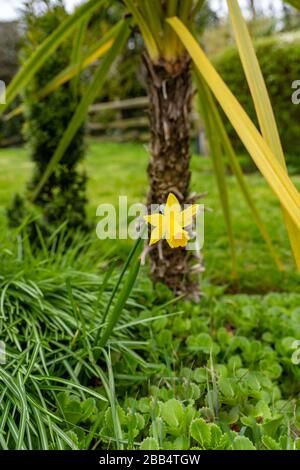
top-left (167, 17), bottom-right (300, 237)
top-left (0, 0), bottom-right (104, 115)
top-left (227, 0), bottom-right (300, 271)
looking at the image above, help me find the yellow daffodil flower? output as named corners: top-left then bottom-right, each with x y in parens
top-left (144, 193), bottom-right (199, 249)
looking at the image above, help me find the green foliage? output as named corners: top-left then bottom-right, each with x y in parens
top-left (214, 36), bottom-right (300, 171)
top-left (0, 22), bottom-right (23, 146)
top-left (13, 0), bottom-right (89, 234)
top-left (0, 99), bottom-right (24, 148)
top-left (0, 214), bottom-right (300, 449)
top-left (1, 141), bottom-right (300, 291)
top-left (31, 19), bottom-right (130, 203)
top-left (0, 141), bottom-right (299, 449)
top-left (94, 287), bottom-right (300, 450)
top-left (140, 437), bottom-right (159, 450)
top-left (0, 226), bottom-right (145, 450)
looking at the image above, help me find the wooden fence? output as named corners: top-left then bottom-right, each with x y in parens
top-left (87, 96), bottom-right (208, 153)
top-left (0, 96), bottom-right (208, 153)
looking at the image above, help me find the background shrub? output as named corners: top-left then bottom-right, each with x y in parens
top-left (13, 0), bottom-right (88, 234)
top-left (0, 21), bottom-right (23, 147)
top-left (214, 35), bottom-right (300, 171)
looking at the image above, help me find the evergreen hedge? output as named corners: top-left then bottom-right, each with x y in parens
top-left (214, 35), bottom-right (300, 170)
top-left (14, 1), bottom-right (88, 234)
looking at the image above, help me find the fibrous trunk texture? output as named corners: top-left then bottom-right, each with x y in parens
top-left (144, 55), bottom-right (201, 299)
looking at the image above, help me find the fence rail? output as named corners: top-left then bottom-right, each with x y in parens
top-left (0, 96), bottom-right (207, 153)
top-left (89, 96), bottom-right (149, 114)
top-left (87, 96), bottom-right (206, 153)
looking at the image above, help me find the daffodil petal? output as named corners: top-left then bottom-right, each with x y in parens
top-left (181, 204), bottom-right (200, 227)
top-left (166, 220), bottom-right (184, 239)
top-left (165, 193), bottom-right (182, 216)
top-left (144, 213), bottom-right (165, 245)
top-left (144, 213), bottom-right (164, 228)
top-left (149, 226), bottom-right (165, 246)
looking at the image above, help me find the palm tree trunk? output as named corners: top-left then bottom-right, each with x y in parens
top-left (143, 55), bottom-right (201, 298)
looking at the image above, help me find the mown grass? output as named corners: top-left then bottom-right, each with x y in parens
top-left (0, 140), bottom-right (299, 293)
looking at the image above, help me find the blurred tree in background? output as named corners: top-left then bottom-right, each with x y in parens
top-left (0, 21), bottom-right (23, 147)
top-left (8, 0), bottom-right (89, 236)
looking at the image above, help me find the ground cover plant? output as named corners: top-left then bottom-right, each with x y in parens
top-left (0, 225), bottom-right (300, 450)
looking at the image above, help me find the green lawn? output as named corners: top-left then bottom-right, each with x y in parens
top-left (0, 140), bottom-right (299, 293)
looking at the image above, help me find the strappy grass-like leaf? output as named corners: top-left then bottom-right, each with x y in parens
top-left (0, 0), bottom-right (104, 115)
top-left (123, 0), bottom-right (160, 60)
top-left (4, 22), bottom-right (121, 121)
top-left (168, 17), bottom-right (300, 235)
top-left (195, 73), bottom-right (283, 271)
top-left (227, 0), bottom-right (300, 273)
top-left (197, 77), bottom-right (237, 278)
top-left (97, 235), bottom-right (144, 350)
